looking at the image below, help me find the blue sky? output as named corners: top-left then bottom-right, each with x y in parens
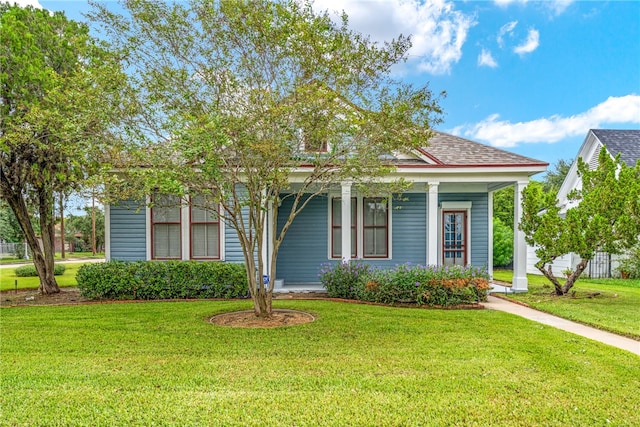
top-left (7, 0), bottom-right (640, 169)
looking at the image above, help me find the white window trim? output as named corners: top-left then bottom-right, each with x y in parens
top-left (327, 193), bottom-right (393, 260)
top-left (439, 201), bottom-right (472, 266)
top-left (146, 195), bottom-right (226, 261)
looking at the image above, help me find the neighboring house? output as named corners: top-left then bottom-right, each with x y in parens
top-left (105, 131), bottom-right (547, 291)
top-left (526, 129), bottom-right (640, 278)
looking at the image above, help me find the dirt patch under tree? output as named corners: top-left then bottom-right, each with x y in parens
top-left (210, 309), bottom-right (315, 328)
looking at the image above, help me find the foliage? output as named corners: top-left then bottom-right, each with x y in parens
top-left (319, 262), bottom-right (489, 306)
top-left (15, 264), bottom-right (65, 277)
top-left (89, 0), bottom-right (442, 316)
top-left (2, 301), bottom-right (639, 426)
top-left (318, 261), bottom-right (371, 300)
top-left (492, 187), bottom-right (515, 230)
top-left (543, 158), bottom-right (571, 194)
top-left (65, 207), bottom-right (105, 252)
top-left (0, 204), bottom-right (24, 243)
top-left (520, 148), bottom-right (640, 295)
top-left (493, 217), bottom-right (513, 267)
top-left (0, 4), bottom-right (133, 294)
top-left (76, 261), bottom-right (248, 300)
top-left (616, 245), bottom-right (640, 279)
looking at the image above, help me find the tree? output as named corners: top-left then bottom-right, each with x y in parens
top-left (493, 187), bottom-right (515, 230)
top-left (0, 5), bottom-right (131, 293)
top-left (492, 217), bottom-right (513, 267)
top-left (65, 207), bottom-right (105, 252)
top-left (0, 203), bottom-right (24, 243)
top-left (90, 0), bottom-right (442, 317)
top-left (543, 158), bottom-right (571, 194)
top-left (520, 148), bottom-right (640, 295)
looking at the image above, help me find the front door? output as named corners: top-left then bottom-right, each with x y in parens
top-left (443, 211), bottom-right (466, 266)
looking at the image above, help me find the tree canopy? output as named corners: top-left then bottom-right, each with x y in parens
top-left (90, 0), bottom-right (443, 316)
top-left (0, 4), bottom-right (132, 293)
top-left (520, 148), bottom-right (640, 295)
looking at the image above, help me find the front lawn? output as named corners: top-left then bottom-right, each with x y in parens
top-left (1, 300), bottom-right (638, 426)
top-left (0, 262), bottom-right (85, 291)
top-left (0, 252), bottom-right (104, 265)
top-left (493, 270), bottom-right (640, 339)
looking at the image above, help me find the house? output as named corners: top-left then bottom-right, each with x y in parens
top-left (526, 129), bottom-right (640, 278)
top-left (105, 131), bottom-right (547, 292)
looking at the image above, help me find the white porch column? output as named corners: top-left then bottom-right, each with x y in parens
top-left (427, 181), bottom-right (439, 265)
top-left (512, 180), bottom-right (528, 292)
top-left (341, 182), bottom-right (352, 262)
top-left (104, 204), bottom-right (111, 261)
top-left (487, 191), bottom-right (493, 279)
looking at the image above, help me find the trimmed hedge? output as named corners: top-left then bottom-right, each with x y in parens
top-left (15, 264), bottom-right (66, 277)
top-left (76, 261), bottom-right (248, 300)
top-left (319, 262), bottom-right (490, 306)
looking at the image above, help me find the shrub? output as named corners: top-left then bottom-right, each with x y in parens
top-left (318, 261), bottom-right (371, 299)
top-left (76, 261), bottom-right (248, 300)
top-left (493, 217), bottom-right (513, 267)
top-left (617, 245), bottom-right (640, 279)
top-left (319, 262), bottom-right (490, 306)
top-left (15, 264), bottom-right (66, 277)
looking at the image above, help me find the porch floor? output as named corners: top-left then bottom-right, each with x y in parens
top-left (274, 283), bottom-right (327, 294)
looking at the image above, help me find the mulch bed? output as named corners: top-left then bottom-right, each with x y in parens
top-left (210, 309), bottom-right (315, 328)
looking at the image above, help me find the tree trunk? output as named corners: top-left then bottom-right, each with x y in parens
top-left (37, 189), bottom-right (60, 294)
top-left (561, 258), bottom-right (589, 295)
top-left (536, 258), bottom-right (589, 296)
top-left (535, 262), bottom-right (564, 295)
top-left (254, 285), bottom-right (272, 318)
top-left (2, 189), bottom-right (60, 294)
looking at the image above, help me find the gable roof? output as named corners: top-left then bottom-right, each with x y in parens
top-left (591, 129), bottom-right (640, 166)
top-left (419, 131), bottom-right (548, 167)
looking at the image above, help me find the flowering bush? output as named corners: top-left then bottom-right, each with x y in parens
top-left (319, 262), bottom-right (490, 306)
top-left (318, 261), bottom-right (371, 299)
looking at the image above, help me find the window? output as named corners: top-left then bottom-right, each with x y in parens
top-left (363, 197), bottom-right (388, 258)
top-left (151, 194), bottom-right (181, 259)
top-left (190, 195), bottom-right (220, 259)
top-left (331, 197), bottom-right (357, 258)
top-left (302, 129), bottom-right (328, 152)
top-left (442, 211), bottom-right (466, 265)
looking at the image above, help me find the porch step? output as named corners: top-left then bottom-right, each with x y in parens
top-left (274, 284), bottom-right (327, 294)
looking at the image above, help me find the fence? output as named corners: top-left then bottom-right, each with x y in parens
top-left (588, 251), bottom-right (611, 279)
top-left (0, 242), bottom-right (30, 259)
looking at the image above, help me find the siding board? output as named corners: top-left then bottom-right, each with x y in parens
top-left (109, 201), bottom-right (146, 261)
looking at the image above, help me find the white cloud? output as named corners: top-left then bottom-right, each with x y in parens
top-left (547, 0), bottom-right (574, 16)
top-left (0, 0), bottom-right (43, 8)
top-left (497, 20), bottom-right (518, 47)
top-left (477, 49), bottom-right (498, 68)
top-left (494, 0), bottom-right (574, 16)
top-left (494, 0), bottom-right (527, 7)
top-left (451, 95), bottom-right (640, 147)
top-left (514, 28), bottom-right (539, 55)
top-left (313, 0), bottom-right (476, 75)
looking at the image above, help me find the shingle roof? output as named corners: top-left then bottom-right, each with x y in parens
top-left (420, 131), bottom-right (547, 166)
top-left (591, 129), bottom-right (640, 166)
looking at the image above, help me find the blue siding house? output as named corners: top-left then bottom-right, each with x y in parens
top-left (106, 131), bottom-right (547, 291)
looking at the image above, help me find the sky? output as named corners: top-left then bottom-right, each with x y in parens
top-left (4, 0), bottom-right (640, 171)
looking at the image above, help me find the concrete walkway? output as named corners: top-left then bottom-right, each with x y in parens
top-left (484, 295), bottom-right (640, 356)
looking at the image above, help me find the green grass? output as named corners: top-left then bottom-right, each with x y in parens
top-left (0, 252), bottom-right (104, 265)
top-left (0, 262), bottom-right (85, 291)
top-left (1, 300), bottom-right (638, 426)
top-left (493, 269), bottom-right (640, 339)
